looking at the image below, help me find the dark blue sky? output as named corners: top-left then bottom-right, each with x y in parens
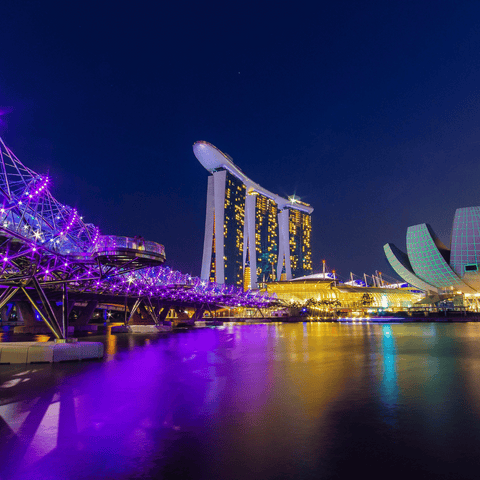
top-left (1, 1), bottom-right (480, 281)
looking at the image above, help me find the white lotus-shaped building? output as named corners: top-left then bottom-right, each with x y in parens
top-left (384, 206), bottom-right (480, 293)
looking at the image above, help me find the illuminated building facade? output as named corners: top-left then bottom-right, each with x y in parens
top-left (265, 278), bottom-right (423, 311)
top-left (194, 141), bottom-right (314, 288)
top-left (384, 205), bottom-right (480, 293)
top-left (289, 208), bottom-right (312, 277)
top-left (255, 193), bottom-right (278, 282)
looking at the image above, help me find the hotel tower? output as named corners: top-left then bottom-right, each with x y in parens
top-left (194, 141), bottom-right (313, 289)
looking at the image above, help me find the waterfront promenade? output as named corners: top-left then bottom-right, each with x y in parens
top-left (2, 322), bottom-right (480, 479)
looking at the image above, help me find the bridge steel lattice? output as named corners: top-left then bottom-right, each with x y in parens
top-left (0, 138), bottom-right (277, 338)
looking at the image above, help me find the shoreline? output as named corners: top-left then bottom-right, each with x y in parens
top-left (1, 313), bottom-right (480, 340)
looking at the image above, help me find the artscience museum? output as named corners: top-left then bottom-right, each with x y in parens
top-left (384, 206), bottom-right (480, 294)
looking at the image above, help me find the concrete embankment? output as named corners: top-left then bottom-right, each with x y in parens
top-left (0, 341), bottom-right (104, 364)
top-left (111, 324), bottom-right (172, 334)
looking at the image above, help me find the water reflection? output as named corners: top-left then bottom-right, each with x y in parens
top-left (379, 325), bottom-right (398, 425)
top-left (34, 335), bottom-right (50, 343)
top-left (2, 324), bottom-right (480, 479)
top-left (105, 331), bottom-right (117, 357)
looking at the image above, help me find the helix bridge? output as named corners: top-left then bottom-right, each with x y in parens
top-left (0, 138), bottom-right (277, 339)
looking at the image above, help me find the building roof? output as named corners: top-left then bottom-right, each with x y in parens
top-left (193, 140), bottom-right (314, 213)
top-left (288, 273), bottom-right (335, 281)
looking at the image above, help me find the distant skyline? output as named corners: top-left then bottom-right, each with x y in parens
top-left (1, 2), bottom-right (480, 282)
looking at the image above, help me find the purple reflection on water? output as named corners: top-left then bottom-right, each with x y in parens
top-left (3, 324), bottom-right (480, 479)
top-left (1, 331), bottom-right (219, 479)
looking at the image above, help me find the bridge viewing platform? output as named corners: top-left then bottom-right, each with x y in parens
top-left (92, 235), bottom-right (166, 268)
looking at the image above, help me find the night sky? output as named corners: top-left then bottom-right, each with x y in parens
top-left (1, 1), bottom-right (480, 282)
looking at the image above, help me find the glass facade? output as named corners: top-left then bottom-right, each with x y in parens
top-left (384, 243), bottom-right (436, 292)
top-left (385, 206), bottom-right (480, 294)
top-left (450, 206), bottom-right (480, 276)
top-left (223, 171), bottom-right (245, 286)
top-left (265, 280), bottom-right (423, 310)
top-left (207, 171), bottom-right (246, 286)
top-left (206, 180), bottom-right (313, 286)
top-left (255, 194), bottom-right (278, 282)
top-left (406, 224), bottom-right (473, 292)
top-left (289, 209), bottom-right (313, 278)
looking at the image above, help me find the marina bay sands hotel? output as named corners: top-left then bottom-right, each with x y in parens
top-left (194, 141), bottom-right (313, 289)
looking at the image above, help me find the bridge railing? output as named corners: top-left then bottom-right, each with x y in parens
top-left (93, 235), bottom-right (165, 256)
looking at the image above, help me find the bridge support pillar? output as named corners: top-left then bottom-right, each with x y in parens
top-left (0, 304), bottom-right (12, 323)
top-left (128, 303), bottom-right (158, 325)
top-left (15, 301), bottom-right (38, 327)
top-left (126, 298), bottom-right (141, 325)
top-left (51, 300), bottom-right (75, 324)
top-left (158, 306), bottom-right (170, 325)
top-left (145, 299), bottom-right (160, 325)
top-left (66, 300), bottom-right (75, 317)
top-left (76, 300), bottom-right (99, 326)
top-left (174, 307), bottom-right (195, 326)
top-left (174, 307), bottom-right (190, 319)
top-left (14, 300), bottom-right (59, 335)
top-left (128, 311), bottom-right (143, 324)
top-left (143, 304), bottom-right (157, 324)
top-left (130, 304), bottom-right (156, 325)
top-left (191, 305), bottom-right (206, 321)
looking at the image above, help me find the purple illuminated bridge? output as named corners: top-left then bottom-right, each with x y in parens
top-left (0, 138), bottom-right (278, 339)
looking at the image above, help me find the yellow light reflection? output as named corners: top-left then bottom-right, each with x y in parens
top-left (106, 333), bottom-right (117, 356)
